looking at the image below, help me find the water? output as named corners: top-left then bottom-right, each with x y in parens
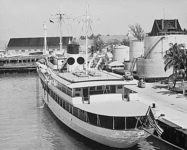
top-left (0, 73), bottom-right (178, 150)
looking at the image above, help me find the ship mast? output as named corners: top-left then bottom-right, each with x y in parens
top-left (50, 8), bottom-right (69, 52)
top-left (85, 4), bottom-right (89, 71)
top-left (59, 8), bottom-right (63, 51)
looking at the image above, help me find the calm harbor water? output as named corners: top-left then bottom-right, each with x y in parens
top-left (0, 73), bottom-right (178, 150)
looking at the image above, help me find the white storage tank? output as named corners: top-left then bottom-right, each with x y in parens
top-left (129, 40), bottom-right (144, 61)
top-left (113, 45), bottom-right (129, 62)
top-left (144, 35), bottom-right (187, 59)
top-left (136, 58), bottom-right (173, 78)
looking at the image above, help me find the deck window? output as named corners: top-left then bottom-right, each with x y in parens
top-left (74, 93), bottom-right (80, 97)
top-left (110, 85), bottom-right (116, 93)
top-left (59, 98), bottom-right (62, 106)
top-left (99, 115), bottom-right (113, 129)
top-left (65, 102), bottom-right (69, 111)
top-left (79, 110), bottom-right (87, 122)
top-left (75, 88), bottom-right (81, 91)
top-left (97, 86), bottom-right (102, 90)
top-left (117, 85), bottom-right (122, 89)
top-left (62, 100), bottom-right (65, 109)
top-left (114, 117), bottom-right (125, 130)
top-left (73, 107), bottom-right (78, 117)
top-left (69, 105), bottom-right (73, 114)
top-left (90, 87), bottom-right (95, 91)
top-left (126, 117), bottom-right (137, 129)
top-left (87, 112), bottom-right (97, 126)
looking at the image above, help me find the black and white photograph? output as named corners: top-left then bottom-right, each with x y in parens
top-left (0, 0), bottom-right (187, 149)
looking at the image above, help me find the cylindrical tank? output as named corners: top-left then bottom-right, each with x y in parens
top-left (136, 58), bottom-right (173, 78)
top-left (129, 40), bottom-right (144, 61)
top-left (144, 35), bottom-right (187, 59)
top-left (113, 45), bottom-right (129, 62)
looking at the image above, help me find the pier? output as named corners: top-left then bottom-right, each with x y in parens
top-left (126, 81), bottom-right (187, 149)
top-left (0, 55), bottom-right (45, 74)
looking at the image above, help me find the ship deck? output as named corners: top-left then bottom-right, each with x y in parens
top-left (74, 100), bottom-right (148, 117)
top-left (57, 70), bottom-right (137, 88)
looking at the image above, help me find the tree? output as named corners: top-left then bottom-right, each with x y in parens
top-left (121, 38), bottom-right (130, 46)
top-left (163, 43), bottom-right (187, 88)
top-left (91, 36), bottom-right (104, 53)
top-left (128, 23), bottom-right (145, 41)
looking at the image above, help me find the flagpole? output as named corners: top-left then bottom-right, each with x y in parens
top-left (59, 8), bottom-right (63, 52)
top-left (43, 22), bottom-right (47, 55)
top-left (85, 4), bottom-right (89, 73)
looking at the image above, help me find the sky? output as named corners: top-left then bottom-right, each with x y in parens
top-left (0, 0), bottom-right (187, 42)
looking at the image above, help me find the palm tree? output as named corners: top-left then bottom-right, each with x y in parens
top-left (163, 43), bottom-right (187, 88)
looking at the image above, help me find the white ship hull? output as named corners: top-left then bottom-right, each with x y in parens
top-left (38, 69), bottom-right (153, 148)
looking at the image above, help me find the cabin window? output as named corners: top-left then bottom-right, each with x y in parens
top-left (73, 107), bottom-right (78, 117)
top-left (62, 100), bottom-right (65, 109)
top-left (56, 96), bottom-right (58, 103)
top-left (97, 86), bottom-right (102, 90)
top-left (75, 93), bottom-right (80, 97)
top-left (110, 85), bottom-right (116, 93)
top-left (75, 88), bottom-right (81, 91)
top-left (90, 87), bottom-right (95, 91)
top-left (59, 98), bottom-right (62, 107)
top-left (57, 97), bottom-right (60, 104)
top-left (99, 115), bottom-right (113, 129)
top-left (114, 117), bottom-right (125, 130)
top-left (61, 85), bottom-right (66, 93)
top-left (117, 85), bottom-right (122, 89)
top-left (87, 112), bottom-right (97, 126)
top-left (126, 117), bottom-right (137, 129)
top-left (69, 105), bottom-right (73, 114)
top-left (106, 85), bottom-right (110, 90)
top-left (79, 110), bottom-right (87, 122)
top-left (67, 88), bottom-right (72, 97)
top-left (65, 102), bottom-right (69, 111)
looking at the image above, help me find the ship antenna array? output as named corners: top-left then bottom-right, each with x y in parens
top-left (50, 8), bottom-right (70, 52)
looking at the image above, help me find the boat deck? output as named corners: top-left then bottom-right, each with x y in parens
top-left (75, 100), bottom-right (149, 117)
top-left (57, 70), bottom-right (137, 88)
top-left (59, 70), bottom-right (123, 82)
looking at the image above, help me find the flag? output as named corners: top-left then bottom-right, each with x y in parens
top-left (49, 19), bottom-right (54, 23)
top-left (147, 106), bottom-right (163, 137)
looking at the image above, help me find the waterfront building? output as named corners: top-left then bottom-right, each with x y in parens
top-left (7, 37), bottom-right (72, 55)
